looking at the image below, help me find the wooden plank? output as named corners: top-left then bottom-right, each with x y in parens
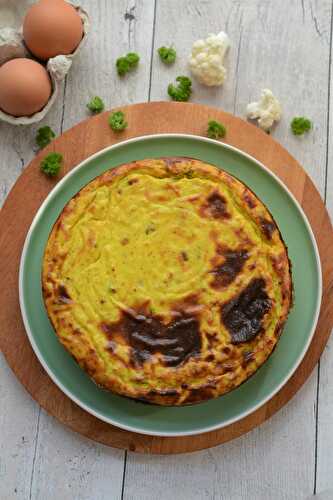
top-left (0, 356), bottom-right (40, 500)
top-left (0, 96), bottom-right (63, 209)
top-left (30, 411), bottom-right (124, 500)
top-left (149, 0), bottom-right (237, 112)
top-left (316, 1), bottom-right (333, 492)
top-left (61, 0), bottom-right (156, 131)
top-left (124, 0), bottom-right (331, 498)
top-left (0, 4), bottom-right (65, 499)
top-left (125, 377), bottom-right (317, 500)
top-left (28, 1), bottom-right (155, 498)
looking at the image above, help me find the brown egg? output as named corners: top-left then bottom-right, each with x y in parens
top-left (23, 0), bottom-right (83, 61)
top-left (0, 58), bottom-right (52, 116)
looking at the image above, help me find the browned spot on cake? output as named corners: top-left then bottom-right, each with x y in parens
top-left (162, 157), bottom-right (187, 168)
top-left (274, 321), bottom-right (284, 338)
top-left (180, 251), bottom-right (189, 261)
top-left (209, 229), bottom-right (219, 243)
top-left (100, 304), bottom-right (201, 367)
top-left (42, 286), bottom-right (52, 299)
top-left (128, 178), bottom-right (139, 185)
top-left (207, 332), bottom-right (218, 348)
top-left (106, 340), bottom-right (117, 352)
top-left (58, 285), bottom-right (72, 304)
top-left (243, 351), bottom-right (254, 363)
top-left (259, 217), bottom-right (277, 240)
top-left (166, 183), bottom-right (181, 195)
top-left (185, 384), bottom-right (216, 404)
top-left (222, 362), bottom-right (234, 373)
top-left (187, 194), bottom-right (200, 202)
top-left (200, 191), bottom-right (230, 219)
top-left (243, 192), bottom-right (257, 209)
top-left (121, 237), bottom-right (129, 245)
top-left (170, 293), bottom-right (204, 318)
top-left (221, 278), bottom-right (272, 343)
top-left (210, 248), bottom-right (249, 288)
top-left (271, 253), bottom-right (288, 279)
top-left (234, 228), bottom-right (254, 246)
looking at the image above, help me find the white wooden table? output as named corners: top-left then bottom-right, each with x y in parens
top-left (1, 1), bottom-right (332, 498)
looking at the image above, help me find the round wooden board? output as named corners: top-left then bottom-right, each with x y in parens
top-left (0, 102), bottom-right (332, 454)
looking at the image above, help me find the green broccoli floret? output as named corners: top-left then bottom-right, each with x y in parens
top-left (108, 111), bottom-right (128, 132)
top-left (87, 96), bottom-right (105, 114)
top-left (40, 152), bottom-right (63, 177)
top-left (158, 46), bottom-right (176, 65)
top-left (207, 120), bottom-right (226, 139)
top-left (291, 116), bottom-right (312, 136)
top-left (116, 52), bottom-right (140, 76)
top-left (126, 52), bottom-right (140, 67)
top-left (116, 57), bottom-right (130, 76)
top-left (168, 76), bottom-right (192, 102)
top-left (36, 126), bottom-right (55, 149)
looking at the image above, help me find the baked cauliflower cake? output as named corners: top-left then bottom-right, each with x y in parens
top-left (42, 158), bottom-right (292, 405)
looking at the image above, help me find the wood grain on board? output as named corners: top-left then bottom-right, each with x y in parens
top-left (0, 101), bottom-right (332, 456)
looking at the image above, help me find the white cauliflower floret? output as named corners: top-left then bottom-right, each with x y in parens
top-left (246, 89), bottom-right (282, 131)
top-left (189, 31), bottom-right (230, 86)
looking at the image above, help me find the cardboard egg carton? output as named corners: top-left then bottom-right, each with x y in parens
top-left (0, 0), bottom-right (89, 125)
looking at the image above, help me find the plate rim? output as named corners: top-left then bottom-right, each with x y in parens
top-left (18, 133), bottom-right (323, 437)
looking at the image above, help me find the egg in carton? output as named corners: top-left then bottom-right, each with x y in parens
top-left (0, 0), bottom-right (90, 125)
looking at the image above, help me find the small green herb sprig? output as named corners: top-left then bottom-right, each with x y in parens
top-left (168, 76), bottom-right (192, 102)
top-left (158, 46), bottom-right (176, 65)
top-left (207, 120), bottom-right (226, 139)
top-left (40, 152), bottom-right (63, 177)
top-left (109, 111), bottom-right (128, 132)
top-left (291, 116), bottom-right (312, 136)
top-left (36, 126), bottom-right (55, 149)
top-left (116, 52), bottom-right (140, 76)
top-left (87, 96), bottom-right (105, 114)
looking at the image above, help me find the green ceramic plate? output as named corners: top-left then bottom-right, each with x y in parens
top-left (19, 134), bottom-right (322, 437)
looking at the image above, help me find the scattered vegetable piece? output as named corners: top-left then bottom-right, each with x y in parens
top-left (246, 89), bottom-right (282, 131)
top-left (109, 111), bottom-right (128, 132)
top-left (207, 120), bottom-right (226, 139)
top-left (168, 76), bottom-right (192, 102)
top-left (158, 46), bottom-right (176, 65)
top-left (40, 152), bottom-right (63, 177)
top-left (189, 31), bottom-right (230, 86)
top-left (87, 96), bottom-right (105, 114)
top-left (126, 52), bottom-right (140, 66)
top-left (290, 116), bottom-right (312, 136)
top-left (36, 126), bottom-right (55, 149)
top-left (116, 52), bottom-right (140, 76)
top-left (116, 57), bottom-right (130, 76)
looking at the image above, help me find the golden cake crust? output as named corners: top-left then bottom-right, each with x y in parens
top-left (42, 158), bottom-right (292, 405)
